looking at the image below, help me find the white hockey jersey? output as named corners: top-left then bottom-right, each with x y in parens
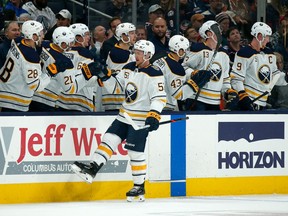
top-left (103, 44), bottom-right (135, 111)
top-left (0, 39), bottom-right (50, 111)
top-left (182, 43), bottom-right (231, 105)
top-left (32, 42), bottom-right (75, 109)
top-left (22, 1), bottom-right (56, 31)
top-left (231, 45), bottom-right (283, 107)
top-left (153, 54), bottom-right (197, 110)
top-left (103, 62), bottom-right (167, 125)
top-left (56, 46), bottom-right (98, 112)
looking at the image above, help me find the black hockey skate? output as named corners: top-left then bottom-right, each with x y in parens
top-left (71, 161), bottom-right (102, 183)
top-left (126, 184), bottom-right (145, 202)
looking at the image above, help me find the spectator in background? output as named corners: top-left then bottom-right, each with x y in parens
top-left (18, 12), bottom-right (31, 22)
top-left (184, 25), bottom-right (201, 46)
top-left (100, 16), bottom-right (121, 62)
top-left (190, 13), bottom-right (205, 32)
top-left (149, 17), bottom-right (170, 63)
top-left (202, 0), bottom-right (224, 21)
top-left (223, 26), bottom-right (243, 69)
top-left (136, 25), bottom-right (147, 41)
top-left (215, 11), bottom-right (230, 47)
top-left (105, 0), bottom-right (128, 21)
top-left (0, 21), bottom-right (21, 69)
top-left (22, 0), bottom-right (56, 33)
top-left (90, 25), bottom-right (107, 60)
top-left (145, 4), bottom-right (164, 39)
top-left (179, 0), bottom-right (194, 23)
top-left (4, 0), bottom-right (28, 18)
top-left (3, 8), bottom-right (17, 21)
top-left (159, 0), bottom-right (176, 37)
top-left (45, 9), bottom-right (72, 41)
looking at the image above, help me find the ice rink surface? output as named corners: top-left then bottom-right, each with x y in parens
top-left (1, 195), bottom-right (288, 216)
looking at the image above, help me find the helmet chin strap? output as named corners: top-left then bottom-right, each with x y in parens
top-left (256, 36), bottom-right (265, 49)
top-left (121, 35), bottom-right (132, 46)
top-left (177, 50), bottom-right (185, 59)
top-left (138, 55), bottom-right (150, 68)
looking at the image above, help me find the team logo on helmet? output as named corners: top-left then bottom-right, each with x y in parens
top-left (209, 62), bottom-right (222, 81)
top-left (125, 82), bottom-right (138, 103)
top-left (258, 65), bottom-right (271, 84)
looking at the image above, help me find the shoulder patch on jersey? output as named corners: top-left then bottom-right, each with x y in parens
top-left (71, 46), bottom-right (94, 60)
top-left (141, 65), bottom-right (163, 77)
top-left (42, 40), bottom-right (51, 48)
top-left (237, 45), bottom-right (258, 58)
top-left (49, 49), bottom-right (74, 69)
top-left (109, 47), bottom-right (131, 64)
top-left (219, 47), bottom-right (228, 54)
top-left (165, 56), bottom-right (186, 76)
top-left (18, 41), bottom-right (40, 63)
top-left (262, 47), bottom-right (274, 54)
top-left (122, 61), bottom-right (137, 71)
top-left (190, 42), bottom-right (211, 52)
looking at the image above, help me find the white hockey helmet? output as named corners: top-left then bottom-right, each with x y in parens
top-left (199, 20), bottom-right (220, 40)
top-left (169, 35), bottom-right (190, 58)
top-left (69, 23), bottom-right (89, 37)
top-left (115, 22), bottom-right (136, 43)
top-left (134, 40), bottom-right (155, 59)
top-left (251, 22), bottom-right (272, 38)
top-left (21, 20), bottom-right (43, 40)
top-left (52, 26), bottom-right (75, 50)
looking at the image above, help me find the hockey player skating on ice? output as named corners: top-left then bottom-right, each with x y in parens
top-left (231, 22), bottom-right (287, 111)
top-left (72, 40), bottom-right (167, 202)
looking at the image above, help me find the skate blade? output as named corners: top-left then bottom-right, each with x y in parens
top-left (71, 164), bottom-right (93, 184)
top-left (126, 195), bottom-right (145, 202)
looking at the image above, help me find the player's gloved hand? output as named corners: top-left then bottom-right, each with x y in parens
top-left (185, 79), bottom-right (199, 93)
top-left (46, 60), bottom-right (72, 77)
top-left (224, 89), bottom-right (239, 110)
top-left (190, 70), bottom-right (213, 88)
top-left (145, 110), bottom-right (161, 132)
top-left (238, 90), bottom-right (254, 111)
top-left (81, 62), bottom-right (111, 84)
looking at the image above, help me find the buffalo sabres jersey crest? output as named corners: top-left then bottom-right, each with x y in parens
top-left (0, 39), bottom-right (50, 111)
top-left (182, 43), bottom-right (231, 105)
top-left (32, 42), bottom-right (74, 109)
top-left (103, 44), bottom-right (136, 111)
top-left (103, 62), bottom-right (166, 125)
top-left (231, 45), bottom-right (281, 107)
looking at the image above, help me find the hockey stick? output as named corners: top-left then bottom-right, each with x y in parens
top-left (252, 73), bottom-right (281, 103)
top-left (191, 24), bottom-right (222, 109)
top-left (123, 112), bottom-right (189, 130)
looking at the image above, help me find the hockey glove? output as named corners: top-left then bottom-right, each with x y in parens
top-left (46, 60), bottom-right (72, 77)
top-left (185, 79), bottom-right (199, 93)
top-left (145, 110), bottom-right (161, 132)
top-left (238, 90), bottom-right (254, 111)
top-left (81, 62), bottom-right (111, 84)
top-left (191, 70), bottom-right (213, 88)
top-left (224, 89), bottom-right (239, 110)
